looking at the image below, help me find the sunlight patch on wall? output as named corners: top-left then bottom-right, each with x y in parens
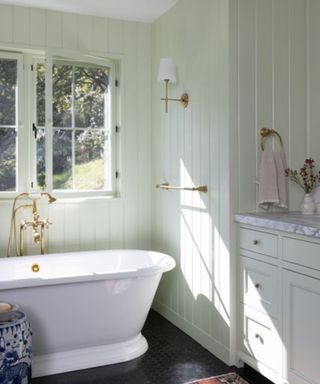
top-left (179, 159), bottom-right (231, 327)
top-left (180, 159), bottom-right (212, 303)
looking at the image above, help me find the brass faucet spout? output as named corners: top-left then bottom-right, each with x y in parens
top-left (41, 192), bottom-right (57, 204)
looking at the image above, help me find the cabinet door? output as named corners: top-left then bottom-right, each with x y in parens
top-left (283, 269), bottom-right (320, 384)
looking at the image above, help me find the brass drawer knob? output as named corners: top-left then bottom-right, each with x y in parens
top-left (253, 239), bottom-right (260, 245)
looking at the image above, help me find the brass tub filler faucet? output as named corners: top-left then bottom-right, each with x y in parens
top-left (7, 192), bottom-right (57, 256)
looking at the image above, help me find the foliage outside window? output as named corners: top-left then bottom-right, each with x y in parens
top-left (0, 51), bottom-right (116, 197)
top-left (0, 55), bottom-right (19, 191)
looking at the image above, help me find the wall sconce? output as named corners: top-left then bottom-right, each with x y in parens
top-left (158, 58), bottom-right (189, 113)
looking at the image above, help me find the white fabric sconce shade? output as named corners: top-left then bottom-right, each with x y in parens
top-left (158, 58), bottom-right (176, 82)
top-left (158, 57), bottom-right (188, 112)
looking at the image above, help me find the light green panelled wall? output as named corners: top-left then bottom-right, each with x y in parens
top-left (0, 5), bottom-right (152, 255)
top-left (151, 0), bottom-right (320, 366)
top-left (235, 0), bottom-right (320, 212)
top-left (151, 0), bottom-right (234, 364)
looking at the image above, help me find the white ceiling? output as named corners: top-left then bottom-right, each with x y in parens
top-left (0, 0), bottom-right (179, 22)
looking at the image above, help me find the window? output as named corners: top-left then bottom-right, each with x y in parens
top-left (0, 50), bottom-right (118, 198)
top-left (0, 52), bottom-right (23, 192)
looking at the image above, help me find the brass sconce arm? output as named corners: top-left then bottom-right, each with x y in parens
top-left (161, 79), bottom-right (189, 113)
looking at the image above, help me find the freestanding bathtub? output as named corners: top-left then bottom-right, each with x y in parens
top-left (0, 249), bottom-right (175, 377)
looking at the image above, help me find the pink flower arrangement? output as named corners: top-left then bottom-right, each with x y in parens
top-left (285, 158), bottom-right (319, 194)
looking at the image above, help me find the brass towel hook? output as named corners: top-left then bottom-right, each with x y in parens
top-left (260, 127), bottom-right (283, 151)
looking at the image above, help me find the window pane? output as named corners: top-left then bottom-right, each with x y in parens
top-left (53, 129), bottom-right (72, 189)
top-left (36, 63), bottom-right (45, 127)
top-left (52, 64), bottom-right (72, 128)
top-left (0, 59), bottom-right (17, 126)
top-left (74, 66), bottom-right (109, 128)
top-left (75, 129), bottom-right (106, 190)
top-left (36, 128), bottom-right (46, 189)
top-left (0, 128), bottom-right (16, 191)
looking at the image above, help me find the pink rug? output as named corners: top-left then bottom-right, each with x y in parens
top-left (186, 372), bottom-right (249, 384)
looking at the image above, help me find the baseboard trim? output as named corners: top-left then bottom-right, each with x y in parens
top-left (32, 333), bottom-right (148, 378)
top-left (153, 301), bottom-right (231, 365)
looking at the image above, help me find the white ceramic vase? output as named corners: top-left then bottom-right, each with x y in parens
top-left (301, 193), bottom-right (315, 215)
top-left (312, 184), bottom-right (320, 214)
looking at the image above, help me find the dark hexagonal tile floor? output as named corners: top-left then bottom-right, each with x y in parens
top-left (32, 310), bottom-right (273, 384)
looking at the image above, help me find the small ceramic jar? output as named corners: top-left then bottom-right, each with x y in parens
top-left (0, 311), bottom-right (32, 384)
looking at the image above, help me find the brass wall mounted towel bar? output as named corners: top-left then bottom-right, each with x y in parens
top-left (260, 127), bottom-right (283, 151)
top-left (156, 183), bottom-right (208, 193)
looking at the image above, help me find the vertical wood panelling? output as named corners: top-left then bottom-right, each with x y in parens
top-left (47, 203), bottom-right (65, 253)
top-left (216, 0), bottom-right (231, 349)
top-left (137, 22), bottom-right (151, 249)
top-left (209, 0), bottom-right (221, 344)
top-left (93, 17), bottom-right (108, 53)
top-left (13, 7), bottom-right (29, 45)
top-left (289, 0), bottom-right (307, 209)
top-left (109, 200), bottom-right (124, 249)
top-left (0, 5), bottom-right (151, 257)
top-left (30, 9), bottom-right (46, 46)
top-left (0, 203), bottom-right (12, 256)
top-left (256, 0), bottom-right (273, 129)
top-left (273, 0), bottom-right (290, 163)
top-left (79, 202), bottom-right (95, 250)
top-left (108, 19), bottom-right (124, 54)
top-left (0, 5), bottom-right (13, 43)
top-left (256, 0), bottom-right (273, 194)
top-left (236, 0), bottom-right (310, 212)
top-left (94, 201), bottom-right (110, 249)
top-left (152, 0), bottom-right (233, 365)
top-left (46, 11), bottom-right (63, 48)
top-left (64, 203), bottom-right (80, 251)
top-left (123, 22), bottom-right (138, 248)
top-left (78, 15), bottom-right (93, 52)
top-left (62, 13), bottom-right (78, 50)
top-left (309, 0), bottom-right (320, 161)
top-left (238, 0), bottom-right (257, 212)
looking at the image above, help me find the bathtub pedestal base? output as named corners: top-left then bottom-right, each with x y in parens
top-left (32, 333), bottom-right (148, 378)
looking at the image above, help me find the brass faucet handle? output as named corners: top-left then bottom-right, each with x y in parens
top-left (43, 219), bottom-right (52, 228)
top-left (33, 231), bottom-right (41, 244)
top-left (20, 220), bottom-right (27, 230)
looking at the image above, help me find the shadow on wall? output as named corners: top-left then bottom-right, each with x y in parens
top-left (152, 157), bottom-right (231, 354)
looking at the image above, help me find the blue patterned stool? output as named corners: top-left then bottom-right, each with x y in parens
top-left (0, 311), bottom-right (32, 384)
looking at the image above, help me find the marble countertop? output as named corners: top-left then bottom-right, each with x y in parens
top-left (234, 211), bottom-right (320, 238)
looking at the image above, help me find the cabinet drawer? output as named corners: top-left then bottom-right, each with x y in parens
top-left (240, 256), bottom-right (279, 318)
top-left (239, 228), bottom-right (277, 258)
top-left (283, 237), bottom-right (320, 271)
top-left (240, 305), bottom-right (281, 374)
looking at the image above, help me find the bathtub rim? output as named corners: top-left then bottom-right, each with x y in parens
top-left (0, 249), bottom-right (176, 290)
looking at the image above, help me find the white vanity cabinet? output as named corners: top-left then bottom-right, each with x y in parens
top-left (282, 237), bottom-right (320, 384)
top-left (237, 224), bottom-right (320, 384)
